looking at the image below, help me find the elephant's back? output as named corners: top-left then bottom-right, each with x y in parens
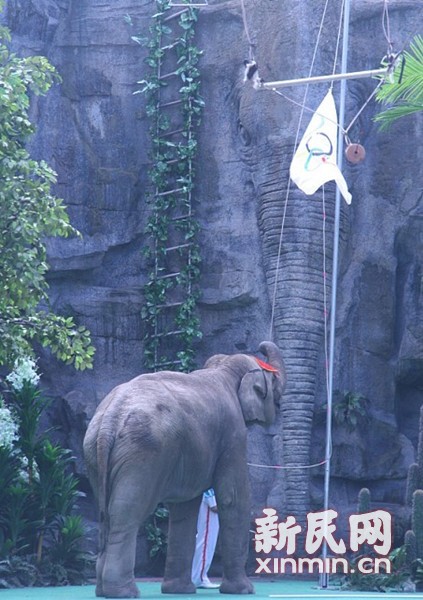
top-left (87, 368), bottom-right (240, 456)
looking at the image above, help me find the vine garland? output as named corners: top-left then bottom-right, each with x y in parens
top-left (133, 0), bottom-right (204, 372)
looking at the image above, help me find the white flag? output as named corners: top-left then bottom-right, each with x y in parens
top-left (290, 89), bottom-right (352, 204)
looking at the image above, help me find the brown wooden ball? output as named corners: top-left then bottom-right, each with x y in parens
top-left (345, 143), bottom-right (366, 164)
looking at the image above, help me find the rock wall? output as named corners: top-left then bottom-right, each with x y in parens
top-left (3, 0), bottom-right (423, 565)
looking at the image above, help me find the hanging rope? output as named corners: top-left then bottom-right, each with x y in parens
top-left (248, 0), bottom-right (340, 473)
top-left (271, 89), bottom-right (344, 132)
top-left (382, 0), bottom-right (393, 57)
top-left (344, 0), bottom-right (399, 142)
top-left (247, 458), bottom-right (327, 470)
top-left (266, 0), bottom-right (405, 149)
top-left (239, 0), bottom-right (255, 60)
top-left (241, 0), bottom-right (421, 478)
top-left (322, 187), bottom-right (330, 412)
top-left (268, 0), bottom-right (334, 341)
top-left (331, 0), bottom-right (346, 83)
top-left (343, 80), bottom-right (384, 143)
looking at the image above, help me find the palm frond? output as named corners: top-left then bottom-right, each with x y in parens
top-left (375, 35), bottom-right (423, 129)
top-left (374, 102), bottom-right (423, 130)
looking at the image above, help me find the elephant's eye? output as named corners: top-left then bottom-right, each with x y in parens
top-left (237, 119), bottom-right (251, 146)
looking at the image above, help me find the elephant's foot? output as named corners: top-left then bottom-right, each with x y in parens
top-left (102, 580), bottom-right (140, 598)
top-left (162, 578), bottom-right (196, 594)
top-left (220, 577), bottom-right (254, 595)
top-left (95, 581), bottom-right (104, 597)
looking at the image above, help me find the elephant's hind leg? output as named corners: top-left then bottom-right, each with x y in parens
top-left (101, 526), bottom-right (140, 598)
top-left (95, 549), bottom-right (106, 597)
top-left (101, 471), bottom-right (157, 598)
top-left (162, 496), bottom-right (202, 594)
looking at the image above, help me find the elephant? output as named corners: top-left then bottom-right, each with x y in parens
top-left (83, 341), bottom-right (286, 599)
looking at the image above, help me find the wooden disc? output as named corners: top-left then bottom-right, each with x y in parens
top-left (345, 143), bottom-right (366, 164)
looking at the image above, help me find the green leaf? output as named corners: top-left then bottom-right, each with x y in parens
top-left (134, 0), bottom-right (203, 374)
top-left (375, 35), bottom-right (423, 129)
top-left (0, 25), bottom-right (95, 370)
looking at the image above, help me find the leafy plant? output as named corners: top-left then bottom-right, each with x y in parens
top-left (0, 358), bottom-right (92, 585)
top-left (332, 391), bottom-right (369, 430)
top-left (145, 505), bottom-right (169, 558)
top-left (339, 546), bottom-right (411, 592)
top-left (48, 515), bottom-right (95, 583)
top-left (33, 440), bottom-right (80, 563)
top-left (375, 35), bottom-right (423, 130)
top-left (413, 557), bottom-right (423, 590)
top-left (0, 1), bottom-right (95, 370)
top-left (0, 556), bottom-right (38, 588)
top-left (132, 0), bottom-right (203, 372)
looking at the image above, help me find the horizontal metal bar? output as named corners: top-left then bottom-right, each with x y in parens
top-left (156, 302), bottom-right (184, 309)
top-left (160, 41), bottom-right (179, 52)
top-left (156, 187), bottom-right (185, 197)
top-left (260, 67), bottom-right (388, 90)
top-left (165, 243), bottom-right (192, 253)
top-left (153, 360), bottom-right (183, 368)
top-left (158, 99), bottom-right (183, 108)
top-left (171, 213), bottom-right (193, 222)
top-left (155, 272), bottom-right (180, 280)
top-left (153, 330), bottom-right (185, 338)
top-left (163, 9), bottom-right (189, 22)
top-left (159, 71), bottom-right (179, 80)
top-left (159, 129), bottom-right (185, 138)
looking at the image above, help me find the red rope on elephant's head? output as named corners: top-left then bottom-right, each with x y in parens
top-left (254, 357), bottom-right (279, 374)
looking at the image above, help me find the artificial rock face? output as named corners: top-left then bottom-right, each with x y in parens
top-left (5, 0), bottom-right (422, 551)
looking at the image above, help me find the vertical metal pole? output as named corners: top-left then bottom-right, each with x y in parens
top-left (320, 0), bottom-right (351, 588)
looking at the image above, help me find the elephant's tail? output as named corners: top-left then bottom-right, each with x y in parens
top-left (96, 426), bottom-right (115, 553)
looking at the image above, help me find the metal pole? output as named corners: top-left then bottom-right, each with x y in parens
top-left (260, 67), bottom-right (386, 90)
top-left (320, 0), bottom-right (351, 589)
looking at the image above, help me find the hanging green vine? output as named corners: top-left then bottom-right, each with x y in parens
top-left (132, 0), bottom-right (204, 372)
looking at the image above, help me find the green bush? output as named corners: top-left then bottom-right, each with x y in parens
top-left (0, 358), bottom-right (93, 587)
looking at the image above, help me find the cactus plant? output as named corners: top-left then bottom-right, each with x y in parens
top-left (417, 405), bottom-right (423, 481)
top-left (406, 463), bottom-right (420, 507)
top-left (405, 406), bottom-right (423, 506)
top-left (404, 529), bottom-right (417, 567)
top-left (412, 490), bottom-right (423, 560)
top-left (357, 487), bottom-right (371, 514)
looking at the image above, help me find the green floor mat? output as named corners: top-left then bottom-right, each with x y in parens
top-left (0, 580), bottom-right (422, 600)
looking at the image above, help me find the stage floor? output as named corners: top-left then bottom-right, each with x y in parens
top-left (0, 580), bottom-right (422, 600)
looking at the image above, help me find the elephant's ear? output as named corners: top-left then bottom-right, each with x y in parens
top-left (238, 369), bottom-right (276, 425)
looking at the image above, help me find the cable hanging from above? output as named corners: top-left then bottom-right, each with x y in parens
top-left (239, 0), bottom-right (256, 61)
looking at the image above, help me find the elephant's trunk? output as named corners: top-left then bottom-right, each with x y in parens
top-left (259, 340), bottom-right (287, 393)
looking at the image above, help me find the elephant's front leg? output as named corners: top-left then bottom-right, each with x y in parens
top-left (162, 496), bottom-right (202, 594)
top-left (214, 451), bottom-right (254, 595)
